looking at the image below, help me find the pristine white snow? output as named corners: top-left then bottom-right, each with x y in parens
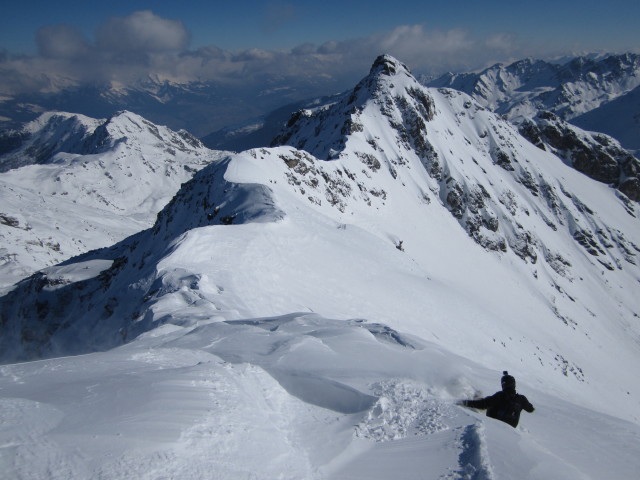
top-left (1, 55), bottom-right (640, 479)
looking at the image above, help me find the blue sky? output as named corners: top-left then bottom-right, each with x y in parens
top-left (0, 0), bottom-right (638, 100)
top-left (2, 0), bottom-right (639, 55)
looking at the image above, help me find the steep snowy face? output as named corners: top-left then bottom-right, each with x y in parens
top-left (273, 55), bottom-right (640, 272)
top-left (0, 111), bottom-right (223, 288)
top-left (273, 55), bottom-right (435, 159)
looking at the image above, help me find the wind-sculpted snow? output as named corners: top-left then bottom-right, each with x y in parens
top-left (2, 312), bottom-right (640, 479)
top-left (152, 155), bottom-right (285, 239)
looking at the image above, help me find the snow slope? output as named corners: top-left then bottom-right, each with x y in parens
top-left (0, 111), bottom-right (224, 289)
top-left (429, 53), bottom-right (640, 152)
top-left (1, 55), bottom-right (640, 479)
top-left (2, 314), bottom-right (640, 479)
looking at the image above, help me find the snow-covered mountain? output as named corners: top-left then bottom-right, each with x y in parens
top-left (572, 83), bottom-right (640, 151)
top-left (1, 55), bottom-right (639, 478)
top-left (0, 110), bottom-right (224, 289)
top-left (429, 53), bottom-right (640, 151)
top-left (519, 111), bottom-right (640, 201)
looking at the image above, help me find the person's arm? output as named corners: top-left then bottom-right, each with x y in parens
top-left (459, 394), bottom-right (495, 410)
top-left (520, 395), bottom-right (535, 413)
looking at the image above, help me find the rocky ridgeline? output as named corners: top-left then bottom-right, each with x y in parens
top-left (429, 53), bottom-right (640, 122)
top-left (520, 112), bottom-right (640, 201)
top-left (273, 56), bottom-right (639, 272)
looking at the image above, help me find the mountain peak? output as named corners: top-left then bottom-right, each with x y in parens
top-left (2, 54), bottom-right (640, 479)
top-left (272, 53), bottom-right (432, 159)
top-left (427, 53), bottom-right (640, 152)
top-left (369, 54), bottom-right (411, 77)
top-left (0, 112), bottom-right (103, 172)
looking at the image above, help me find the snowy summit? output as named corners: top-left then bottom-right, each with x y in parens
top-left (1, 54), bottom-right (640, 479)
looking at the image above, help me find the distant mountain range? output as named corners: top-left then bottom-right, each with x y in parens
top-left (0, 77), bottom-right (337, 139)
top-left (1, 53), bottom-right (637, 382)
top-left (4, 53), bottom-right (638, 156)
top-left (428, 53), bottom-right (640, 152)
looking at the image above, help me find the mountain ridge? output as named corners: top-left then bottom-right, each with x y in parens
top-left (428, 53), bottom-right (640, 151)
top-left (1, 55), bottom-right (638, 422)
top-left (1, 53), bottom-right (640, 479)
top-left (274, 55), bottom-right (639, 264)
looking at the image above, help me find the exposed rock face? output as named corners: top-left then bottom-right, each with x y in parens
top-left (520, 112), bottom-right (640, 201)
top-left (272, 56), bottom-right (639, 276)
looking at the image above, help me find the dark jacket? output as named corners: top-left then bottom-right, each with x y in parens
top-left (461, 390), bottom-right (534, 427)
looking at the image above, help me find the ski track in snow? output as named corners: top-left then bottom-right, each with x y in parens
top-left (351, 380), bottom-right (496, 479)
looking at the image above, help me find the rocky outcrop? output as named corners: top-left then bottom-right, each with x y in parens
top-left (520, 112), bottom-right (640, 201)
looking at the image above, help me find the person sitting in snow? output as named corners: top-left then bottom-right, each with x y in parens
top-left (458, 371), bottom-right (534, 428)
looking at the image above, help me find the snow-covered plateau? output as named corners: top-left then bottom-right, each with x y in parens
top-left (1, 55), bottom-right (639, 479)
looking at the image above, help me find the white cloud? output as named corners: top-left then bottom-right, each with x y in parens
top-left (96, 10), bottom-right (190, 53)
top-left (0, 12), bottom-right (567, 96)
